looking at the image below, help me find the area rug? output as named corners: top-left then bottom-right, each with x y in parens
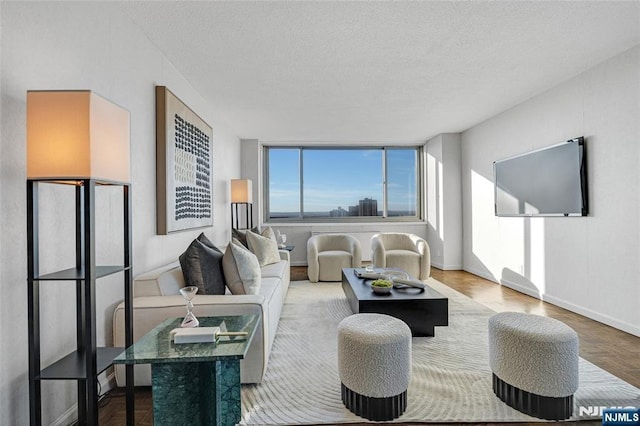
top-left (240, 279), bottom-right (640, 424)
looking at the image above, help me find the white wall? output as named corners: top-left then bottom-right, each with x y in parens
top-left (426, 133), bottom-right (462, 270)
top-left (0, 3), bottom-right (241, 424)
top-left (461, 45), bottom-right (640, 336)
top-left (240, 139), bottom-right (261, 229)
top-left (0, 2), bottom-right (4, 424)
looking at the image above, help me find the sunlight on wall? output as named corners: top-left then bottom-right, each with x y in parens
top-left (528, 218), bottom-right (546, 294)
top-left (438, 159), bottom-right (444, 239)
top-left (427, 154), bottom-right (436, 223)
top-left (498, 217), bottom-right (547, 295)
top-left (471, 170), bottom-right (500, 270)
top-left (499, 217), bottom-right (525, 276)
top-left (470, 170), bottom-right (546, 294)
top-left (427, 154), bottom-right (444, 239)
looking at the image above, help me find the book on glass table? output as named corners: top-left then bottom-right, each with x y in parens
top-left (170, 326), bottom-right (249, 344)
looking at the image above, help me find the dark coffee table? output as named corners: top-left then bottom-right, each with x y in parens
top-left (341, 268), bottom-right (448, 337)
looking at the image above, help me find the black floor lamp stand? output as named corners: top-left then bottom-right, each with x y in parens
top-left (231, 202), bottom-right (253, 230)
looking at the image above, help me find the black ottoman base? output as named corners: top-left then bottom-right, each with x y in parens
top-left (341, 383), bottom-right (407, 421)
top-left (493, 373), bottom-right (574, 420)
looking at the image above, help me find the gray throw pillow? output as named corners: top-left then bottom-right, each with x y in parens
top-left (222, 240), bottom-right (261, 295)
top-left (232, 226), bottom-right (260, 248)
top-left (179, 233), bottom-right (226, 295)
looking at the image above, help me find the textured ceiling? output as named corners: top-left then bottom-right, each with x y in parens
top-left (121, 1), bottom-right (639, 142)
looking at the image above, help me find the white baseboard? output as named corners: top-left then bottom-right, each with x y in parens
top-left (542, 293), bottom-right (640, 337)
top-left (51, 370), bottom-right (117, 426)
top-left (499, 277), bottom-right (640, 338)
top-left (431, 261), bottom-right (462, 271)
top-left (499, 277), bottom-right (542, 299)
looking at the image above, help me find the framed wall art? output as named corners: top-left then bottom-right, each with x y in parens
top-left (156, 86), bottom-right (213, 234)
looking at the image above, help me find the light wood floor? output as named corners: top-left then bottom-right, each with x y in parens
top-left (428, 268), bottom-right (640, 389)
top-left (98, 267), bottom-right (639, 425)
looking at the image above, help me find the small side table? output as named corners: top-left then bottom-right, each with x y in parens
top-left (114, 315), bottom-right (259, 426)
top-left (281, 245), bottom-right (295, 252)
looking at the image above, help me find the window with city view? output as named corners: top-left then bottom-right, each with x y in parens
top-left (266, 146), bottom-right (420, 221)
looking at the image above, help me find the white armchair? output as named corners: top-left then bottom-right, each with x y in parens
top-left (371, 233), bottom-right (431, 280)
top-left (307, 234), bottom-right (362, 282)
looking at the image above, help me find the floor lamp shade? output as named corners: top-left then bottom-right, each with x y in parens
top-left (27, 90), bottom-right (131, 182)
top-left (231, 179), bottom-right (252, 203)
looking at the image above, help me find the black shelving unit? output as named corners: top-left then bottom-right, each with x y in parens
top-left (27, 178), bottom-right (134, 425)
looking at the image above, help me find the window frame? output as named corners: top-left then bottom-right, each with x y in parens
top-left (264, 145), bottom-right (423, 223)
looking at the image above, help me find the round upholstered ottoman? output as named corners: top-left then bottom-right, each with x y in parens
top-left (337, 313), bottom-right (411, 421)
top-left (488, 312), bottom-right (579, 420)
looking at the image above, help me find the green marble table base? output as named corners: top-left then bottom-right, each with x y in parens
top-left (151, 359), bottom-right (241, 426)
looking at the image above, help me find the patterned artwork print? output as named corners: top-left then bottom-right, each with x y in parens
top-left (173, 114), bottom-right (211, 221)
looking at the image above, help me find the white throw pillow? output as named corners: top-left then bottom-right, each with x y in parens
top-left (261, 226), bottom-right (279, 245)
top-left (222, 241), bottom-right (262, 295)
top-left (246, 228), bottom-right (281, 266)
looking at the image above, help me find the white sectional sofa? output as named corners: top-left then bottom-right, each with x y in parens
top-left (113, 250), bottom-right (290, 385)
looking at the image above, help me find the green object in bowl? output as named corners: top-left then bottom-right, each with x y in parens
top-left (371, 279), bottom-right (392, 294)
top-left (371, 279), bottom-right (393, 288)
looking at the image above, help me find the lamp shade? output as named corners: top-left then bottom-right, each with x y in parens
top-left (27, 90), bottom-right (131, 182)
top-left (231, 179), bottom-right (252, 203)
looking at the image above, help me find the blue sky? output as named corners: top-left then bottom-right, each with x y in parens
top-left (269, 148), bottom-right (416, 213)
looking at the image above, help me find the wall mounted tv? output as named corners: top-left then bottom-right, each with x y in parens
top-left (494, 137), bottom-right (588, 217)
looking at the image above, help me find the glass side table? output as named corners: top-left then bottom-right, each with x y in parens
top-left (114, 315), bottom-right (260, 426)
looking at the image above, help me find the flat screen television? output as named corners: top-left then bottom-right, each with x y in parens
top-left (493, 137), bottom-right (587, 217)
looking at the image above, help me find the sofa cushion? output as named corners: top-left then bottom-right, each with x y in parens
top-left (258, 276), bottom-right (282, 304)
top-left (133, 262), bottom-right (184, 297)
top-left (246, 229), bottom-right (281, 266)
top-left (223, 240), bottom-right (262, 295)
top-left (116, 234), bottom-right (291, 387)
top-left (179, 233), bottom-right (226, 295)
top-left (260, 260), bottom-right (288, 279)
